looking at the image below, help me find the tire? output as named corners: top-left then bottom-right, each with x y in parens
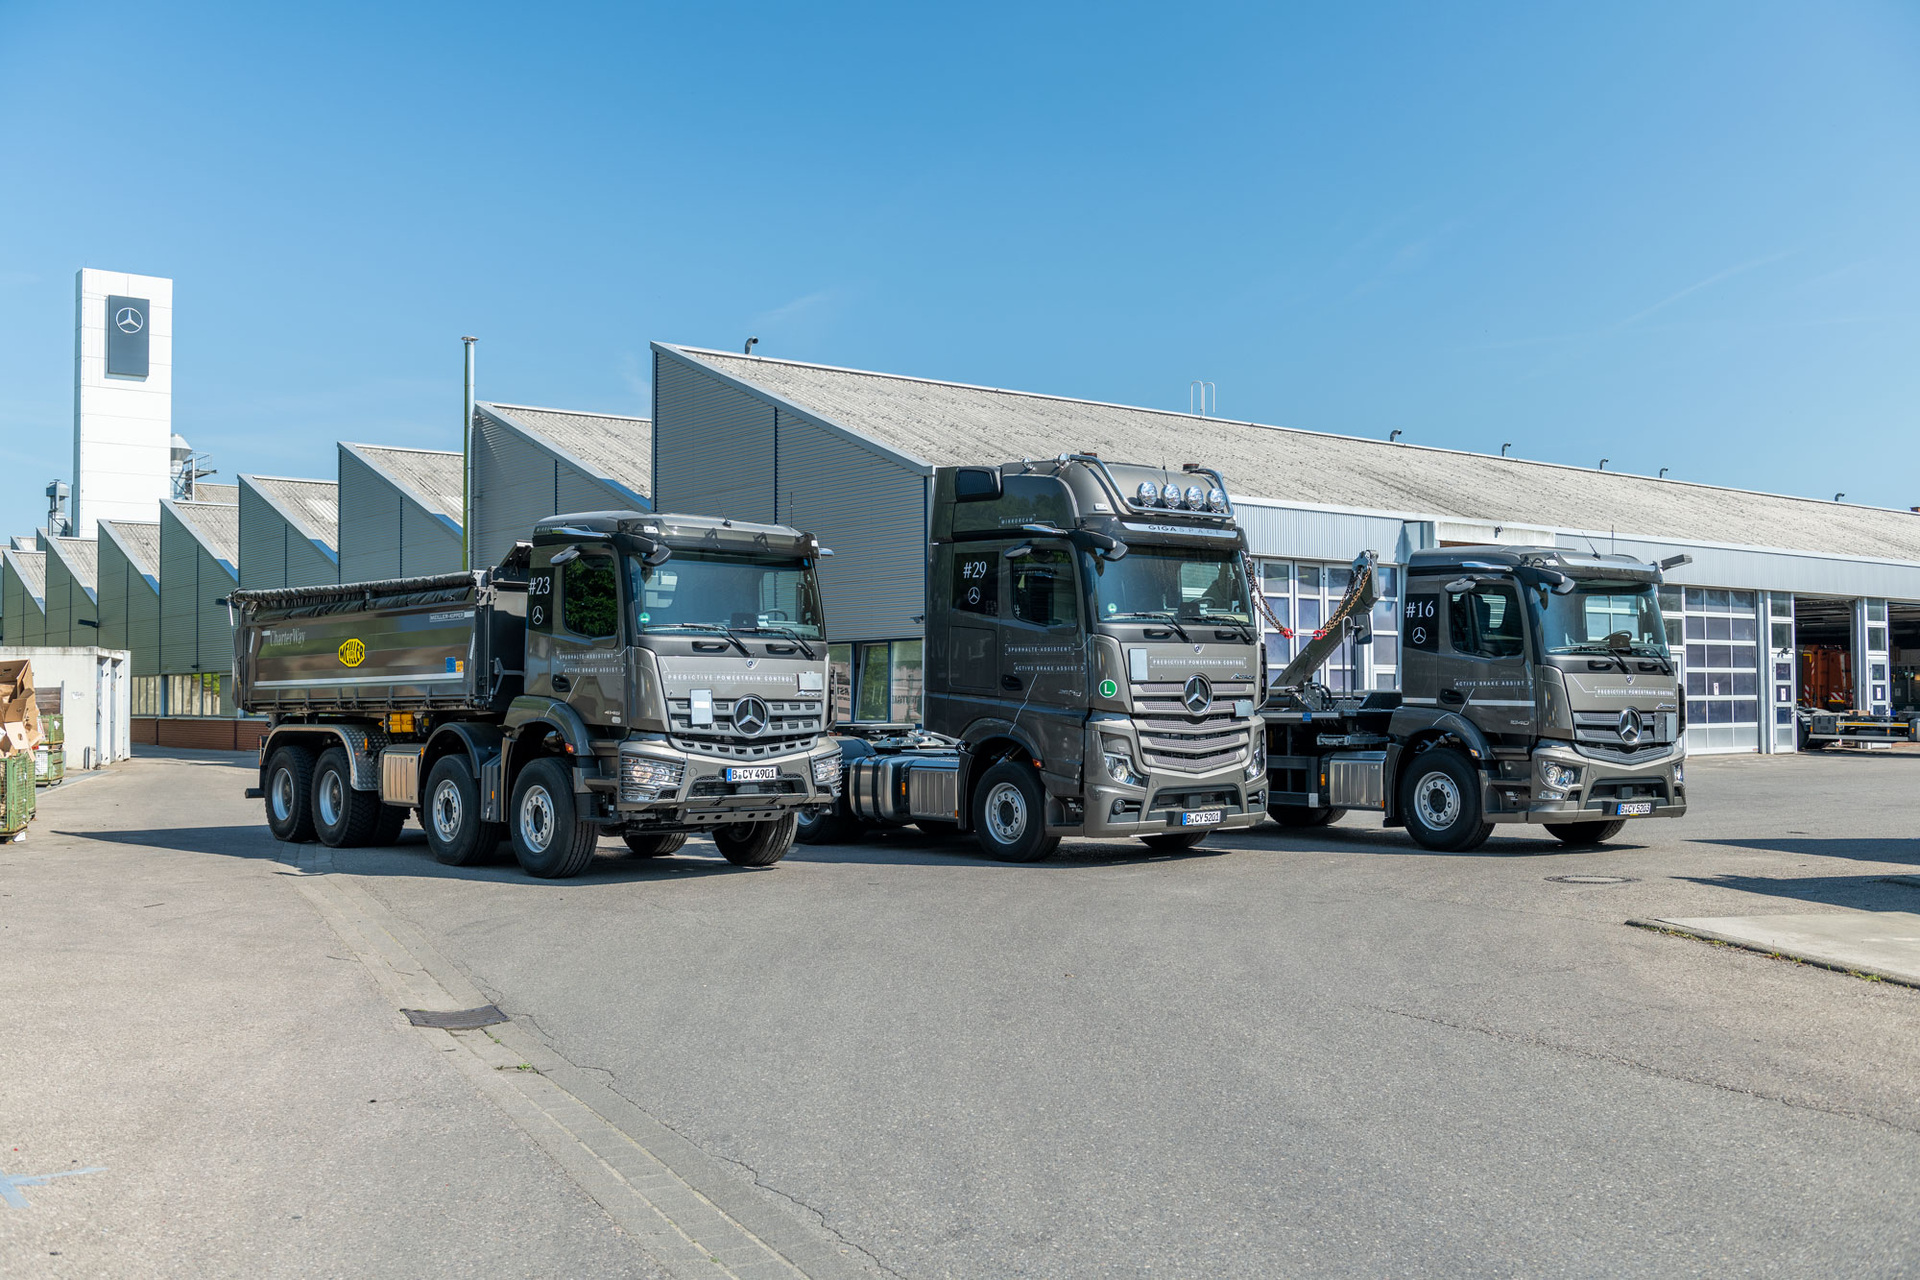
top-left (1547, 819), bottom-right (1627, 846)
top-left (622, 831), bottom-right (687, 857)
top-left (263, 745), bottom-right (316, 843)
top-left (422, 756), bottom-right (503, 866)
top-left (969, 760), bottom-right (1061, 862)
top-left (795, 801), bottom-right (854, 845)
top-left (509, 757), bottom-right (600, 878)
top-left (1398, 749), bottom-right (1493, 852)
top-left (1139, 831), bottom-right (1208, 851)
top-left (1267, 804), bottom-right (1347, 828)
top-left (312, 746), bottom-right (383, 848)
top-left (369, 805), bottom-right (408, 846)
top-left (712, 813), bottom-right (798, 867)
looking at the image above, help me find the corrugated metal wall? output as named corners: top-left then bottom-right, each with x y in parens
top-left (471, 410), bottom-right (649, 570)
top-left (337, 448), bottom-right (404, 583)
top-left (774, 408), bottom-right (927, 642)
top-left (653, 354), bottom-right (777, 522)
top-left (96, 525), bottom-right (160, 676)
top-left (158, 505), bottom-right (237, 676)
top-left (2, 558), bottom-right (44, 647)
top-left (238, 480), bottom-right (337, 590)
top-left (42, 550), bottom-right (84, 647)
top-left (338, 447), bottom-right (462, 583)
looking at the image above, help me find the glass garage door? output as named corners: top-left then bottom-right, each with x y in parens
top-left (1258, 559), bottom-right (1401, 692)
top-left (1670, 587), bottom-right (1762, 753)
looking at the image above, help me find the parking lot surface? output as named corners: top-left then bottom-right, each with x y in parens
top-left (8, 747), bottom-right (1920, 1276)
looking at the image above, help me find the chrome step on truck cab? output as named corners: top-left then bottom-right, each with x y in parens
top-left (233, 511), bottom-right (843, 878)
top-left (814, 454), bottom-right (1268, 862)
top-left (1264, 546), bottom-right (1689, 852)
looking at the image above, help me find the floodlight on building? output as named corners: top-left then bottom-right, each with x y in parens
top-left (1500, 443), bottom-right (1511, 456)
top-left (1660, 468), bottom-right (1669, 479)
top-left (1599, 459), bottom-right (1609, 471)
top-left (1389, 430), bottom-right (1403, 443)
top-left (1835, 493), bottom-right (1846, 502)
top-left (745, 336), bottom-right (759, 355)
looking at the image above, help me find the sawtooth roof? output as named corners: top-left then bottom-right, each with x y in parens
top-left (480, 402), bottom-right (652, 500)
top-left (244, 475), bottom-right (340, 550)
top-left (169, 498), bottom-right (241, 572)
top-left (345, 444), bottom-right (463, 520)
top-left (7, 549), bottom-right (46, 602)
top-left (46, 536), bottom-right (97, 592)
top-left (662, 345), bottom-right (1920, 563)
top-left (100, 520), bottom-right (161, 582)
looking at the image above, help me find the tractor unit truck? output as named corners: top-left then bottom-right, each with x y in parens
top-left (811, 455), bottom-right (1269, 861)
top-left (1263, 546), bottom-right (1688, 851)
top-left (233, 511), bottom-right (843, 878)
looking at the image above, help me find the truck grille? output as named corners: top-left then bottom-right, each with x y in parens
top-left (1573, 711), bottom-right (1678, 762)
top-left (668, 698), bottom-right (822, 760)
top-left (1131, 680), bottom-right (1254, 774)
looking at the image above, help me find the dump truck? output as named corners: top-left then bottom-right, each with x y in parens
top-left (233, 511), bottom-right (843, 877)
top-left (807, 455), bottom-right (1268, 861)
top-left (1262, 546), bottom-right (1688, 851)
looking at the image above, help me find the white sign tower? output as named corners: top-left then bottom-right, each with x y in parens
top-left (72, 268), bottom-right (173, 538)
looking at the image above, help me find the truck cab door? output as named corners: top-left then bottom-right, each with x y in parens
top-left (1437, 580), bottom-right (1534, 746)
top-left (1001, 543), bottom-right (1088, 773)
top-left (527, 545), bottom-right (626, 728)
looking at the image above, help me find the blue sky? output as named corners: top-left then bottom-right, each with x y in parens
top-left (2, 1), bottom-right (1917, 529)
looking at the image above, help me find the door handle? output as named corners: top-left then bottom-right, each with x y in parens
top-left (1438, 688), bottom-right (1464, 705)
top-left (552, 674), bottom-right (572, 692)
top-left (1001, 675), bottom-right (1023, 691)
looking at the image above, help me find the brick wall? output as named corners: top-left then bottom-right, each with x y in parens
top-left (133, 718), bottom-right (266, 752)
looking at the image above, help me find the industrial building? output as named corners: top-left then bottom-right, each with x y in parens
top-left (2, 547), bottom-right (48, 648)
top-left (41, 535), bottom-right (97, 647)
top-left (96, 520), bottom-right (160, 717)
top-left (469, 402), bottom-right (651, 569)
top-left (156, 486), bottom-right (240, 743)
top-left (237, 475), bottom-right (338, 590)
top-left (336, 443), bottom-right (463, 581)
top-left (649, 342), bottom-right (1920, 755)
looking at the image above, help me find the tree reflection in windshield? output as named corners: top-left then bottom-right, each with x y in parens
top-left (1529, 582), bottom-right (1668, 656)
top-left (628, 551), bottom-right (825, 638)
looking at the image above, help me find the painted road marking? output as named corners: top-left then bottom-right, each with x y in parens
top-left (1, 1167), bottom-right (105, 1208)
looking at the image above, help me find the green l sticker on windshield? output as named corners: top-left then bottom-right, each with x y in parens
top-left (1099, 679), bottom-right (1118, 698)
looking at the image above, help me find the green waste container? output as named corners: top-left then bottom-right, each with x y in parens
top-left (0, 752), bottom-right (35, 836)
top-left (36, 713), bottom-right (64, 787)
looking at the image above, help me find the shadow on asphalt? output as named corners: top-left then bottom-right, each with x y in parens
top-left (1698, 836), bottom-right (1920, 864)
top-left (1676, 873), bottom-right (1920, 912)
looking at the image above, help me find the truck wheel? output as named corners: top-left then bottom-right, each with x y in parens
top-left (1547, 820), bottom-right (1626, 845)
top-left (370, 805), bottom-right (408, 846)
top-left (509, 758), bottom-right (600, 878)
top-left (970, 761), bottom-right (1061, 862)
top-left (264, 745), bottom-right (317, 843)
top-left (795, 801), bottom-right (854, 845)
top-left (312, 746), bottom-right (382, 848)
top-left (622, 831), bottom-right (687, 857)
top-left (1267, 804), bottom-right (1347, 828)
top-left (423, 756), bottom-right (502, 866)
top-left (1139, 831), bottom-right (1208, 851)
top-left (712, 813), bottom-right (797, 867)
top-left (1398, 749), bottom-right (1493, 853)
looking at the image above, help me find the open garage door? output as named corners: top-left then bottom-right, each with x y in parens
top-left (1890, 602), bottom-right (1920, 716)
top-left (1794, 596), bottom-right (1854, 714)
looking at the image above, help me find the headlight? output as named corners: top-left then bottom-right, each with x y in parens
top-left (1207, 487), bottom-right (1227, 512)
top-left (1100, 736), bottom-right (1147, 787)
top-left (1136, 481), bottom-right (1158, 507)
top-left (1673, 764), bottom-right (1684, 784)
top-left (1184, 485), bottom-right (1206, 509)
top-left (1541, 762), bottom-right (1579, 790)
top-left (1161, 482), bottom-right (1183, 508)
top-left (620, 753), bottom-right (684, 802)
top-left (1244, 731), bottom-right (1266, 782)
top-left (811, 751), bottom-right (842, 793)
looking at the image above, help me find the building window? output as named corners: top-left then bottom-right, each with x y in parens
top-left (828, 643), bottom-right (853, 723)
top-left (165, 672), bottom-right (227, 717)
top-left (1678, 587), bottom-right (1760, 752)
top-left (831, 639), bottom-right (927, 725)
top-left (1258, 559), bottom-right (1399, 691)
top-left (131, 676), bottom-right (163, 717)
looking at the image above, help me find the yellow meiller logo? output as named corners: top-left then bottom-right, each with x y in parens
top-left (338, 639), bottom-right (367, 667)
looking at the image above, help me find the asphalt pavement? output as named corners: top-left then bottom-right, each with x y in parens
top-left (7, 746), bottom-right (1920, 1276)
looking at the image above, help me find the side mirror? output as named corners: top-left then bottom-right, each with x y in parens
top-left (551, 545), bottom-right (583, 568)
top-left (953, 467), bottom-right (1004, 502)
top-left (1349, 622), bottom-right (1373, 646)
top-left (1003, 542), bottom-right (1034, 560)
top-left (1067, 529), bottom-right (1129, 561)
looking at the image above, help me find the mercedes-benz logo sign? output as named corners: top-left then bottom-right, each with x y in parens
top-left (1182, 674), bottom-right (1213, 716)
top-left (1618, 706), bottom-right (1644, 745)
top-left (732, 696), bottom-right (770, 737)
top-left (114, 306), bottom-right (143, 334)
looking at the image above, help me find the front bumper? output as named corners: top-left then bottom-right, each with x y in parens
top-left (1076, 715), bottom-right (1266, 838)
top-left (1490, 741), bottom-right (1687, 824)
top-left (614, 738), bottom-right (842, 827)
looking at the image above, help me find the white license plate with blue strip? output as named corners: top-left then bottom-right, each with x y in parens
top-left (726, 766), bottom-right (778, 782)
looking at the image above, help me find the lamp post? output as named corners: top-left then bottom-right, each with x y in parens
top-left (462, 336), bottom-right (477, 570)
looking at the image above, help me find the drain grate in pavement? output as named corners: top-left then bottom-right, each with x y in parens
top-left (1547, 874), bottom-right (1637, 885)
top-left (402, 1004), bottom-right (508, 1030)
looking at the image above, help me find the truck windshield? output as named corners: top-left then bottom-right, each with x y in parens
top-left (1529, 580), bottom-right (1669, 657)
top-left (1087, 548), bottom-right (1252, 625)
top-left (628, 551), bottom-right (825, 639)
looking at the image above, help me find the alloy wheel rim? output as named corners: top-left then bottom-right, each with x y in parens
top-left (271, 769), bottom-right (294, 822)
top-left (432, 778), bottom-right (463, 842)
top-left (985, 781), bottom-right (1027, 844)
top-left (319, 771), bottom-right (344, 826)
top-left (520, 786), bottom-right (554, 853)
top-left (1415, 770), bottom-right (1461, 828)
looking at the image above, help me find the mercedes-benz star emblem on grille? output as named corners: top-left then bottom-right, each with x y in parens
top-left (732, 696), bottom-right (770, 737)
top-left (114, 306), bottom-right (143, 333)
top-left (1182, 674), bottom-right (1213, 716)
top-left (1618, 707), bottom-right (1644, 745)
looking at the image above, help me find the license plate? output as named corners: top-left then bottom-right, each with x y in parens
top-left (1615, 800), bottom-right (1654, 817)
top-left (726, 766), bottom-right (779, 782)
top-left (1180, 809), bottom-right (1224, 827)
